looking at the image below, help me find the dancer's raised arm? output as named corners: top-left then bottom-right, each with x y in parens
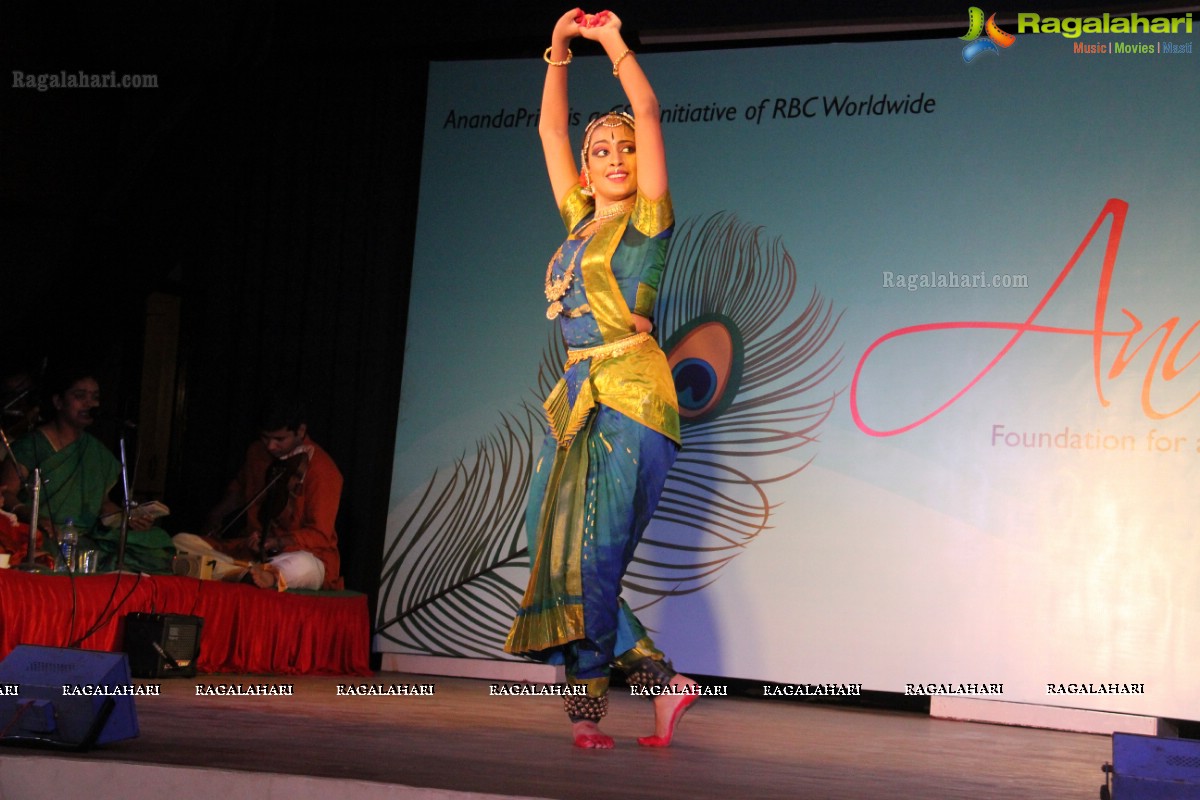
top-left (579, 12), bottom-right (666, 200)
top-left (540, 9), bottom-right (584, 206)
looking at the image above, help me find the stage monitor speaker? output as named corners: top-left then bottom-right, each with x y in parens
top-left (122, 612), bottom-right (203, 678)
top-left (1105, 732), bottom-right (1200, 799)
top-left (0, 645), bottom-right (140, 751)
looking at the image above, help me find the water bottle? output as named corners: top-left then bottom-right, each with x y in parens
top-left (59, 519), bottom-right (80, 573)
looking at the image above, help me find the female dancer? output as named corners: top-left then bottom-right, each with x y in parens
top-left (505, 9), bottom-right (698, 749)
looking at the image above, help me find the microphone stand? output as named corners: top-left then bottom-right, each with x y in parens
top-left (113, 429), bottom-right (133, 573)
top-left (12, 467), bottom-right (50, 573)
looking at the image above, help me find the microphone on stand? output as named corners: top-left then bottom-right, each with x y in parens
top-left (90, 410), bottom-right (138, 430)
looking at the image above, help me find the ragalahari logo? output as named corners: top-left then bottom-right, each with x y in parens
top-left (961, 7), bottom-right (1017, 62)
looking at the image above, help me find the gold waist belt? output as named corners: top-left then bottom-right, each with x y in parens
top-left (564, 332), bottom-right (653, 368)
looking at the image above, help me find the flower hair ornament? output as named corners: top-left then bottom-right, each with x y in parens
top-left (579, 111), bottom-right (636, 197)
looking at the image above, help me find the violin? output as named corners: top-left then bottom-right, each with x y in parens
top-left (255, 444), bottom-right (313, 561)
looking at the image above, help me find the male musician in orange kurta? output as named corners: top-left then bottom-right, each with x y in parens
top-left (175, 399), bottom-right (344, 590)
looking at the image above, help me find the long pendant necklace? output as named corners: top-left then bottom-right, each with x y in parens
top-left (544, 239), bottom-right (589, 320)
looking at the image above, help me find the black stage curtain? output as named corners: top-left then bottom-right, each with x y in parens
top-left (170, 42), bottom-right (422, 603)
top-left (4, 5), bottom-right (429, 617)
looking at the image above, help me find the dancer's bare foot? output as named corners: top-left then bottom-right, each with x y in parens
top-left (571, 719), bottom-right (615, 749)
top-left (638, 674), bottom-right (698, 747)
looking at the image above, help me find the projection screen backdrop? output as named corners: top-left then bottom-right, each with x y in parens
top-left (379, 26), bottom-right (1199, 720)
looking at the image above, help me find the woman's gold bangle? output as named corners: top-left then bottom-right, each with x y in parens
top-left (544, 47), bottom-right (573, 67)
top-left (612, 49), bottom-right (634, 76)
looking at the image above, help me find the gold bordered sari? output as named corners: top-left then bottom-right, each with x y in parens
top-left (505, 187), bottom-right (680, 680)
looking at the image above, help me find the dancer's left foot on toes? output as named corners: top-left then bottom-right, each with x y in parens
top-left (638, 674), bottom-right (698, 747)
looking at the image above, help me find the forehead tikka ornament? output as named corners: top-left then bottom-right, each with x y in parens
top-left (579, 111), bottom-right (636, 198)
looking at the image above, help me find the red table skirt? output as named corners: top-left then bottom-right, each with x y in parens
top-left (0, 569), bottom-right (372, 676)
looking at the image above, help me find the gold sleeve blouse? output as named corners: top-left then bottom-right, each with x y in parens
top-left (542, 186), bottom-right (681, 448)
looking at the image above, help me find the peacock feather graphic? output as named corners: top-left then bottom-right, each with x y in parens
top-left (376, 212), bottom-right (844, 658)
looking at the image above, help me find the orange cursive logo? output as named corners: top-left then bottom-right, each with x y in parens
top-left (852, 199), bottom-right (1199, 436)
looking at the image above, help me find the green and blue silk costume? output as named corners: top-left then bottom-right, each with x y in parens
top-left (505, 185), bottom-right (681, 695)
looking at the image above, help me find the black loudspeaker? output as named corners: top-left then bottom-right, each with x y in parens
top-left (0, 645), bottom-right (140, 751)
top-left (1103, 732), bottom-right (1200, 799)
top-left (122, 612), bottom-right (203, 678)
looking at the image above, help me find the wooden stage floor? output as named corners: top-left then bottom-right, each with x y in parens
top-left (5, 672), bottom-right (1114, 800)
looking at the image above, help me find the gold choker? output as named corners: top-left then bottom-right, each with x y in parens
top-left (593, 199), bottom-right (634, 221)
